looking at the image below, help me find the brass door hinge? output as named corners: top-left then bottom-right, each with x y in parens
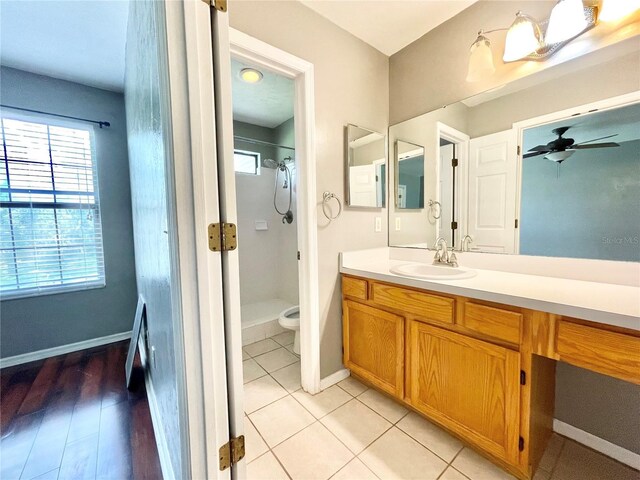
top-left (208, 223), bottom-right (237, 252)
top-left (219, 435), bottom-right (245, 471)
top-left (201, 0), bottom-right (227, 12)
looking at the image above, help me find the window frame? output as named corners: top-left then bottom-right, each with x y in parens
top-left (0, 110), bottom-right (106, 301)
top-left (233, 148), bottom-right (261, 175)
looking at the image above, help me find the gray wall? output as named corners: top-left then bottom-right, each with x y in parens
top-left (388, 3), bottom-right (640, 453)
top-left (0, 66), bottom-right (137, 358)
top-left (230, 0), bottom-right (389, 378)
top-left (520, 140), bottom-right (640, 262)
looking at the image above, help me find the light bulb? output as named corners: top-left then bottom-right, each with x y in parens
top-left (503, 12), bottom-right (543, 62)
top-left (546, 0), bottom-right (588, 44)
top-left (240, 68), bottom-right (263, 84)
top-left (599, 0), bottom-right (640, 22)
top-left (466, 33), bottom-right (495, 82)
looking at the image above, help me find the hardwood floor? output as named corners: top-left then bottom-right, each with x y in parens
top-left (0, 341), bottom-right (162, 480)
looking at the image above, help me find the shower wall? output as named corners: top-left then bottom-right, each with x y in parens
top-left (234, 119), bottom-right (299, 316)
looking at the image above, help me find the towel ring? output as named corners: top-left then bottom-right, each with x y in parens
top-left (322, 191), bottom-right (342, 221)
top-left (428, 199), bottom-right (441, 219)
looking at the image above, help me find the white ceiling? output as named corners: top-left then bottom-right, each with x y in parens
top-left (231, 59), bottom-right (295, 128)
top-left (0, 1), bottom-right (129, 92)
top-left (300, 0), bottom-right (478, 56)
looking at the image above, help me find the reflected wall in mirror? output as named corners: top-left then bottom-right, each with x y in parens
top-left (345, 124), bottom-right (386, 208)
top-left (395, 140), bottom-right (424, 209)
top-left (388, 41), bottom-right (640, 263)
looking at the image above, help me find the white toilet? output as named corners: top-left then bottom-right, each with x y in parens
top-left (278, 305), bottom-right (300, 354)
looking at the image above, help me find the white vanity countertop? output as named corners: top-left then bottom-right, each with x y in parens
top-left (340, 252), bottom-right (640, 332)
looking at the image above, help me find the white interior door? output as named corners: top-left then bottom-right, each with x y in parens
top-left (467, 130), bottom-right (518, 253)
top-left (349, 164), bottom-right (377, 206)
top-left (179, 2), bottom-right (243, 478)
top-left (210, 5), bottom-right (247, 480)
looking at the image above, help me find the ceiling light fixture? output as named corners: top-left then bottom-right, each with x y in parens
top-left (467, 2), bottom-right (599, 82)
top-left (544, 150), bottom-right (575, 163)
top-left (240, 68), bottom-right (263, 84)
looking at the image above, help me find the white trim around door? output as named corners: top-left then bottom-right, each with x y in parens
top-left (229, 29), bottom-right (321, 394)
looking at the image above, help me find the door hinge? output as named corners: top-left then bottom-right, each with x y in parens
top-left (297, 251), bottom-right (301, 260)
top-left (451, 221), bottom-right (458, 230)
top-left (518, 436), bottom-right (525, 452)
top-left (520, 370), bottom-right (526, 386)
top-left (517, 145), bottom-right (521, 156)
top-left (515, 219), bottom-right (519, 229)
top-left (452, 158), bottom-right (459, 168)
top-left (219, 435), bottom-right (245, 471)
top-left (208, 223), bottom-right (237, 252)
top-left (201, 0), bottom-right (227, 12)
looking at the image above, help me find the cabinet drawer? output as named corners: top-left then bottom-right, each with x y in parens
top-left (460, 302), bottom-right (522, 345)
top-left (557, 320), bottom-right (640, 385)
top-left (371, 283), bottom-right (454, 324)
top-left (342, 276), bottom-right (368, 301)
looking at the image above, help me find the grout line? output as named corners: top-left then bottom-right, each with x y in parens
top-left (548, 437), bottom-right (567, 479)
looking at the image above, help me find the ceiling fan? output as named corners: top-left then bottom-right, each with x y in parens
top-left (524, 126), bottom-right (620, 163)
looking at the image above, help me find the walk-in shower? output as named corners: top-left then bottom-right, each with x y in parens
top-left (264, 157), bottom-right (294, 224)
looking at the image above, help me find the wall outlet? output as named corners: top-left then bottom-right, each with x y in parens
top-left (395, 217), bottom-right (401, 231)
top-left (375, 217), bottom-right (382, 232)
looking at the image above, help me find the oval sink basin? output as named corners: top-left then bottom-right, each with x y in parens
top-left (390, 263), bottom-right (477, 280)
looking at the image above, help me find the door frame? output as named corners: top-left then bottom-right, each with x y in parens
top-left (511, 90), bottom-right (640, 254)
top-left (435, 122), bottom-right (470, 249)
top-left (229, 29), bottom-right (322, 394)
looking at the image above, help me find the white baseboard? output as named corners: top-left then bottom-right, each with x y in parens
top-left (320, 368), bottom-right (350, 390)
top-left (553, 419), bottom-right (640, 470)
top-left (0, 331), bottom-right (132, 369)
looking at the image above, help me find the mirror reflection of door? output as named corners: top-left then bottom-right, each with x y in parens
top-left (346, 125), bottom-right (386, 208)
top-left (439, 140), bottom-right (455, 246)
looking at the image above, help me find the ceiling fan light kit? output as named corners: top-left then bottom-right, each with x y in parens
top-left (467, 0), bottom-right (600, 82)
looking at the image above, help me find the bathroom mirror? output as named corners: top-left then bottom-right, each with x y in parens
top-left (345, 124), bottom-right (386, 208)
top-left (395, 140), bottom-right (425, 209)
top-left (388, 42), bottom-right (640, 263)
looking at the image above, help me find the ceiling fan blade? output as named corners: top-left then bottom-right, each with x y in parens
top-left (528, 145), bottom-right (551, 152)
top-left (574, 134), bottom-right (618, 145)
top-left (572, 142), bottom-right (620, 149)
top-left (523, 151), bottom-right (546, 158)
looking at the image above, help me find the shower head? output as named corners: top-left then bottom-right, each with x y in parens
top-left (263, 158), bottom-right (279, 169)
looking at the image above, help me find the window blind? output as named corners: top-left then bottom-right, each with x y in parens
top-left (234, 150), bottom-right (260, 175)
top-left (0, 116), bottom-right (105, 299)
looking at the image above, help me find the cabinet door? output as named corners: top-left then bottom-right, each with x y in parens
top-left (409, 321), bottom-right (520, 462)
top-left (343, 300), bottom-right (404, 398)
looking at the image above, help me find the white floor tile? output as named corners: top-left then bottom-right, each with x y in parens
top-left (396, 412), bottom-right (463, 462)
top-left (359, 427), bottom-right (447, 480)
top-left (243, 358), bottom-right (267, 384)
top-left (247, 452), bottom-right (289, 480)
top-left (551, 440), bottom-right (639, 480)
top-left (439, 467), bottom-right (470, 480)
top-left (272, 330), bottom-right (295, 346)
top-left (249, 396), bottom-right (315, 448)
top-left (244, 338), bottom-right (281, 357)
top-left (321, 399), bottom-right (391, 454)
top-left (270, 361), bottom-right (301, 393)
top-left (243, 416), bottom-right (268, 464)
top-left (452, 448), bottom-right (517, 480)
top-left (357, 388), bottom-right (408, 423)
top-left (273, 422), bottom-right (353, 480)
top-left (337, 376), bottom-right (368, 397)
top-left (537, 433), bottom-right (564, 473)
top-left (292, 385), bottom-right (352, 419)
top-left (331, 458), bottom-right (378, 480)
top-left (242, 349), bottom-right (250, 360)
top-left (244, 375), bottom-right (288, 414)
top-left (253, 347), bottom-right (299, 373)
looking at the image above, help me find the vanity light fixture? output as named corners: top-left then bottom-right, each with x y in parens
top-left (467, 1), bottom-right (599, 82)
top-left (546, 0), bottom-right (588, 44)
top-left (599, 0), bottom-right (640, 22)
top-left (239, 68), bottom-right (263, 84)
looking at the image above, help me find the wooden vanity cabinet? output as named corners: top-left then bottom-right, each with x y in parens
top-left (408, 321), bottom-right (521, 464)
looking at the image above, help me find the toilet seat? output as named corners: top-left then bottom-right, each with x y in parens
top-left (279, 306), bottom-right (300, 330)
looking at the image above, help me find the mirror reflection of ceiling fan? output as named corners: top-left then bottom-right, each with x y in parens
top-left (524, 126), bottom-right (620, 163)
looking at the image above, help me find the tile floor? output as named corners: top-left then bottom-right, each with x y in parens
top-left (242, 336), bottom-right (640, 480)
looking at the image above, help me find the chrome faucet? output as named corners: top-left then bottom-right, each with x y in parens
top-left (461, 234), bottom-right (473, 252)
top-left (433, 237), bottom-right (458, 267)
